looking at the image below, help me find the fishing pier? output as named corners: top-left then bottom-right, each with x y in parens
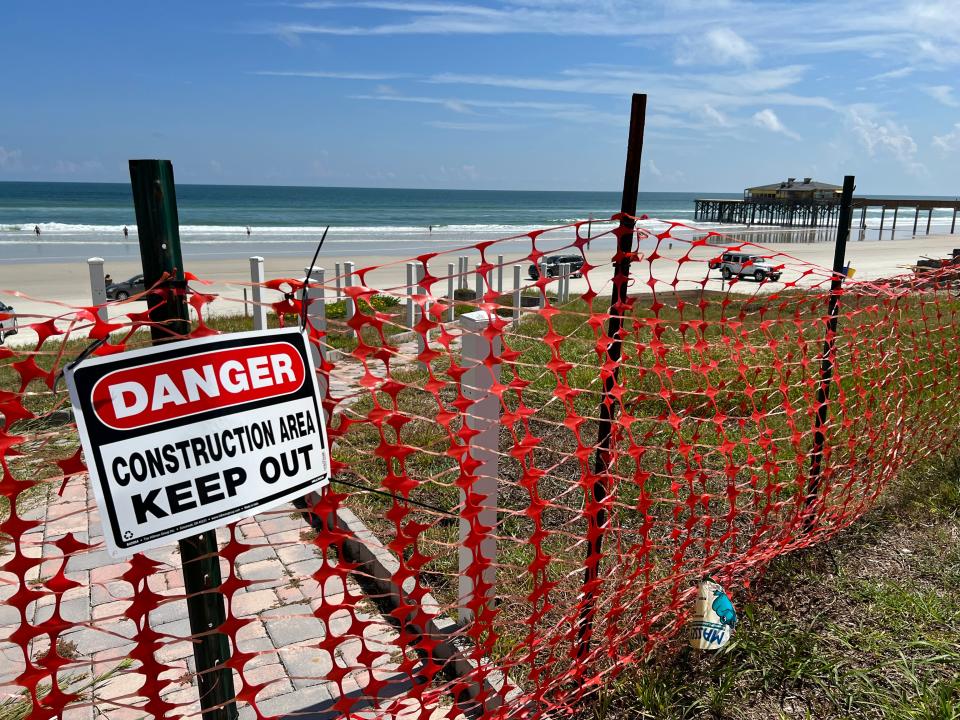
top-left (694, 178), bottom-right (960, 235)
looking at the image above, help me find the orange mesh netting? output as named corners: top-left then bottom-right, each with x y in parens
top-left (1, 216), bottom-right (958, 719)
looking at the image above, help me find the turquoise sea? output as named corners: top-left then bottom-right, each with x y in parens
top-left (1, 182), bottom-right (956, 262)
top-left (0, 182), bottom-right (736, 262)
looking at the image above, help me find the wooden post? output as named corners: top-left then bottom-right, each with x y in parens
top-left (447, 262), bottom-right (456, 322)
top-left (913, 208), bottom-right (920, 236)
top-left (249, 256), bottom-right (267, 331)
top-left (891, 207), bottom-right (899, 238)
top-left (805, 175), bottom-right (855, 532)
top-left (577, 93), bottom-right (646, 660)
top-left (129, 160), bottom-right (238, 720)
top-left (878, 206), bottom-right (885, 239)
top-left (952, 209), bottom-right (958, 234)
top-left (512, 265), bottom-right (521, 321)
top-left (926, 208), bottom-right (933, 234)
top-left (87, 257), bottom-right (107, 321)
top-left (457, 310), bottom-right (502, 623)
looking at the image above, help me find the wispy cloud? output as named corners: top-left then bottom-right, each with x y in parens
top-left (848, 105), bottom-right (924, 174)
top-left (427, 120), bottom-right (524, 131)
top-left (675, 27), bottom-right (758, 67)
top-left (923, 85), bottom-right (959, 107)
top-left (751, 109), bottom-right (800, 140)
top-left (0, 147), bottom-right (22, 170)
top-left (253, 70), bottom-right (409, 80)
top-left (933, 123), bottom-right (960, 151)
top-left (351, 92), bottom-right (585, 112)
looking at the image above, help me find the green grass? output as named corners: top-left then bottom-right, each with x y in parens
top-left (579, 460), bottom-right (960, 720)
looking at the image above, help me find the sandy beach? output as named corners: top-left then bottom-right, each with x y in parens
top-left (2, 231), bottom-right (958, 346)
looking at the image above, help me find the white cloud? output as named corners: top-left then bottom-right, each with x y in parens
top-left (848, 106), bottom-right (923, 174)
top-left (702, 104), bottom-right (732, 127)
top-left (676, 27), bottom-right (758, 67)
top-left (253, 70), bottom-right (408, 80)
top-left (870, 66), bottom-right (915, 81)
top-left (0, 147), bottom-right (22, 169)
top-left (427, 120), bottom-right (523, 131)
top-left (53, 159), bottom-right (103, 174)
top-left (351, 92), bottom-right (584, 112)
top-left (923, 85), bottom-right (959, 107)
top-left (750, 108), bottom-right (800, 140)
top-left (933, 123), bottom-right (960, 151)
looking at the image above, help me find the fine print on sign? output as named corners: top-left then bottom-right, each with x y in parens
top-left (66, 327), bottom-right (331, 557)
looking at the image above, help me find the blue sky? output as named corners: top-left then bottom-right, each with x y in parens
top-left (1, 1), bottom-right (958, 193)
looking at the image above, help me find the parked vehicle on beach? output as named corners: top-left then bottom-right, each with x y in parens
top-left (528, 254), bottom-right (585, 280)
top-left (106, 274), bottom-right (145, 300)
top-left (0, 301), bottom-right (18, 343)
top-left (709, 252), bottom-right (782, 282)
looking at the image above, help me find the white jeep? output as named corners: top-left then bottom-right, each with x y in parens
top-left (709, 252), bottom-right (782, 282)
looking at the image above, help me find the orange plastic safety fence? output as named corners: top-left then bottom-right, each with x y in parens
top-left (1, 216), bottom-right (959, 719)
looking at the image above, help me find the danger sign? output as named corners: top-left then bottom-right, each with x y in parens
top-left (65, 328), bottom-right (330, 557)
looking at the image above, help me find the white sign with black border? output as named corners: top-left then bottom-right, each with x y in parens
top-left (65, 327), bottom-right (330, 557)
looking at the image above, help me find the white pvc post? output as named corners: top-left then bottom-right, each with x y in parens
top-left (406, 262), bottom-right (416, 327)
top-left (560, 263), bottom-right (570, 303)
top-left (344, 261), bottom-right (355, 337)
top-left (87, 257), bottom-right (107, 321)
top-left (249, 256), bottom-right (267, 331)
top-left (538, 262), bottom-right (548, 308)
top-left (415, 264), bottom-right (426, 362)
top-left (459, 256), bottom-right (468, 290)
top-left (334, 262), bottom-right (342, 300)
top-left (458, 310), bottom-right (502, 623)
top-left (496, 254), bottom-right (504, 293)
top-left (303, 266), bottom-right (326, 365)
top-left (512, 265), bottom-right (521, 321)
top-left (474, 263), bottom-right (483, 302)
top-left (447, 262), bottom-right (456, 322)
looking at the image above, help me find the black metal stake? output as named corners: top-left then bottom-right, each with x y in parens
top-left (129, 160), bottom-right (238, 719)
top-left (576, 93), bottom-right (646, 659)
top-left (804, 174), bottom-right (855, 531)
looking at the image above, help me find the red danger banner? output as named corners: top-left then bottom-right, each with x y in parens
top-left (65, 328), bottom-right (330, 557)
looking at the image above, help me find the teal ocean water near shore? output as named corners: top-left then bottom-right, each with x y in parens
top-left (2, 182), bottom-right (957, 262)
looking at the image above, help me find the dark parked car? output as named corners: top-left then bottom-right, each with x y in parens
top-left (528, 254), bottom-right (585, 280)
top-left (0, 301), bottom-right (18, 344)
top-left (106, 274), bottom-right (145, 300)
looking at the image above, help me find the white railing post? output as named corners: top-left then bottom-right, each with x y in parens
top-left (344, 261), bottom-right (356, 337)
top-left (458, 310), bottom-right (502, 623)
top-left (415, 263), bottom-right (426, 362)
top-left (249, 256), bottom-right (267, 331)
top-left (303, 266), bottom-right (326, 366)
top-left (334, 262), bottom-right (342, 300)
top-left (560, 263), bottom-right (570, 303)
top-left (406, 262), bottom-right (416, 327)
top-left (496, 254), bottom-right (504, 293)
top-left (512, 265), bottom-right (521, 321)
top-left (474, 263), bottom-right (484, 302)
top-left (538, 262), bottom-right (548, 308)
top-left (87, 257), bottom-right (107, 321)
top-left (447, 262), bottom-right (456, 322)
top-left (459, 256), bottom-right (468, 290)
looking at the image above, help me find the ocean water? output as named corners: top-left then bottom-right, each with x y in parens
top-left (0, 182), bottom-right (736, 262)
top-left (1, 182), bottom-right (957, 262)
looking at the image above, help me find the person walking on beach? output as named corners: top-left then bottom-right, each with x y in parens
top-left (123, 226), bottom-right (128, 238)
top-left (428, 225), bottom-right (432, 234)
top-left (246, 226), bottom-right (251, 236)
top-left (34, 225), bottom-right (40, 237)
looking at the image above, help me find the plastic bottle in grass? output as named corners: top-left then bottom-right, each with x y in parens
top-left (688, 578), bottom-right (737, 651)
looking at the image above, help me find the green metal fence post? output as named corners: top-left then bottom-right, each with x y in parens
top-left (129, 159), bottom-right (239, 719)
